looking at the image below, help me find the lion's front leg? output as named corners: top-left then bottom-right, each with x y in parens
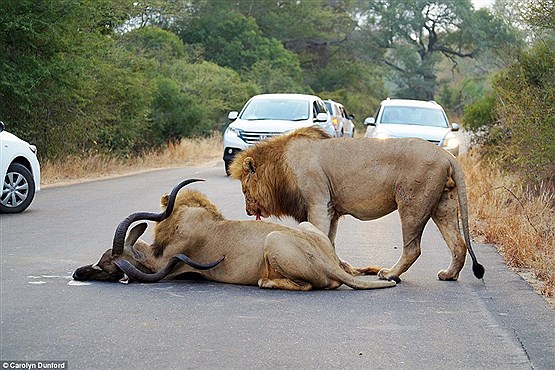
top-left (378, 238), bottom-right (421, 284)
top-left (307, 205), bottom-right (338, 246)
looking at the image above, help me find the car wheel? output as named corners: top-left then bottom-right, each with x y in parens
top-left (0, 163), bottom-right (36, 213)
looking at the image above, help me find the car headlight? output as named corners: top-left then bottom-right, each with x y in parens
top-left (226, 126), bottom-right (243, 138)
top-left (442, 135), bottom-right (459, 149)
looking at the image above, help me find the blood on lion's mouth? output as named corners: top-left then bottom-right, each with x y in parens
top-left (255, 210), bottom-right (269, 220)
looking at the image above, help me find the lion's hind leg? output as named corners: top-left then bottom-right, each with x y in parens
top-left (258, 277), bottom-right (313, 291)
top-left (432, 190), bottom-right (467, 281)
top-left (260, 230), bottom-right (339, 291)
top-left (258, 246), bottom-right (315, 291)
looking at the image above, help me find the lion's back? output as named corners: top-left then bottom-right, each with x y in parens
top-left (283, 137), bottom-right (451, 219)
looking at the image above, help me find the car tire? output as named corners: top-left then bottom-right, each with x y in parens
top-left (224, 160), bottom-right (232, 176)
top-left (0, 163), bottom-right (36, 213)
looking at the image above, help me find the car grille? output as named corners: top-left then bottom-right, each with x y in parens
top-left (239, 131), bottom-right (284, 145)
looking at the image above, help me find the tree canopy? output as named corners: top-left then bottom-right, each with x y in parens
top-left (0, 0), bottom-right (541, 175)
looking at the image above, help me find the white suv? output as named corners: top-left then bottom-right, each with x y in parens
top-left (324, 99), bottom-right (355, 138)
top-left (364, 99), bottom-right (460, 156)
top-left (223, 93), bottom-right (335, 174)
top-left (0, 121), bottom-right (41, 213)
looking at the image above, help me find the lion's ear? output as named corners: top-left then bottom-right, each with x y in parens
top-left (243, 157), bottom-right (256, 175)
top-left (161, 194), bottom-right (170, 207)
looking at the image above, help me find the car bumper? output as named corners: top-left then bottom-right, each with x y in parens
top-left (223, 134), bottom-right (250, 164)
top-left (223, 147), bottom-right (244, 163)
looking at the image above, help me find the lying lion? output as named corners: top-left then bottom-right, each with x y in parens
top-left (73, 179), bottom-right (395, 291)
top-left (229, 127), bottom-right (485, 282)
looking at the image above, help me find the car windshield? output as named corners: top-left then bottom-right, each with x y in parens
top-left (380, 106), bottom-right (448, 127)
top-left (240, 99), bottom-right (310, 121)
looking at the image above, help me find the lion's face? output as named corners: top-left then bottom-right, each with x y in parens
top-left (241, 179), bottom-right (269, 220)
top-left (240, 157), bottom-right (269, 220)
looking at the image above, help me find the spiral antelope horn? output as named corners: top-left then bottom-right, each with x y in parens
top-left (111, 178), bottom-right (204, 256)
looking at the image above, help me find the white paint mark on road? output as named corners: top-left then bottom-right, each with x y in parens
top-left (68, 280), bottom-right (92, 286)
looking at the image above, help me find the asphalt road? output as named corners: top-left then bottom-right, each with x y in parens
top-left (1, 162), bottom-right (554, 369)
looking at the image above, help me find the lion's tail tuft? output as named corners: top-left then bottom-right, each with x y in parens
top-left (472, 259), bottom-right (485, 280)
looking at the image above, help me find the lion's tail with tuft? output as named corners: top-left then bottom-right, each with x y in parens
top-left (332, 268), bottom-right (397, 290)
top-left (448, 155), bottom-right (485, 279)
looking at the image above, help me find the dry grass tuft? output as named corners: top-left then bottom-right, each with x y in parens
top-left (460, 150), bottom-right (555, 301)
top-left (41, 133), bottom-right (222, 187)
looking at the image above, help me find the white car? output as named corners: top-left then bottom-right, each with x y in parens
top-left (324, 99), bottom-right (355, 138)
top-left (0, 121), bottom-right (41, 213)
top-left (223, 93), bottom-right (335, 175)
top-left (364, 99), bottom-right (460, 156)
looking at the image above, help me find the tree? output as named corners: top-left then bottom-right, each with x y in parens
top-left (230, 0), bottom-right (388, 118)
top-left (245, 60), bottom-right (310, 94)
top-left (163, 60), bottom-right (258, 132)
top-left (0, 0), bottom-right (158, 159)
top-left (355, 0), bottom-right (522, 100)
top-left (521, 0), bottom-right (555, 34)
top-left (173, 3), bottom-right (299, 72)
top-left (150, 77), bottom-right (205, 142)
top-left (120, 26), bottom-right (188, 67)
top-left (462, 0), bottom-right (555, 186)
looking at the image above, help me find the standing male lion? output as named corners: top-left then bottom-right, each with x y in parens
top-left (229, 126), bottom-right (484, 282)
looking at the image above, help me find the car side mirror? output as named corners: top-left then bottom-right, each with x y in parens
top-left (348, 114), bottom-right (355, 120)
top-left (315, 112), bottom-right (329, 122)
top-left (451, 123), bottom-right (460, 132)
top-left (228, 111), bottom-right (238, 120)
top-left (364, 117), bottom-right (375, 126)
top-left (0, 121), bottom-right (4, 132)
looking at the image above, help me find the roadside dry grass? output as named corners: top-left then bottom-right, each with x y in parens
top-left (41, 133), bottom-right (222, 187)
top-left (460, 150), bottom-right (555, 305)
top-left (41, 137), bottom-right (554, 305)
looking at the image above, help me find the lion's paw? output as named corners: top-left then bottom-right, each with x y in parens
top-left (258, 278), bottom-right (272, 288)
top-left (378, 268), bottom-right (401, 283)
top-left (437, 270), bottom-right (459, 281)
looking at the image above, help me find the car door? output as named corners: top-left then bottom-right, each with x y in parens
top-left (313, 99), bottom-right (335, 137)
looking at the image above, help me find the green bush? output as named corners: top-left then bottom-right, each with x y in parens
top-left (463, 40), bottom-right (555, 186)
top-left (150, 77), bottom-right (207, 144)
top-left (462, 93), bottom-right (496, 132)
